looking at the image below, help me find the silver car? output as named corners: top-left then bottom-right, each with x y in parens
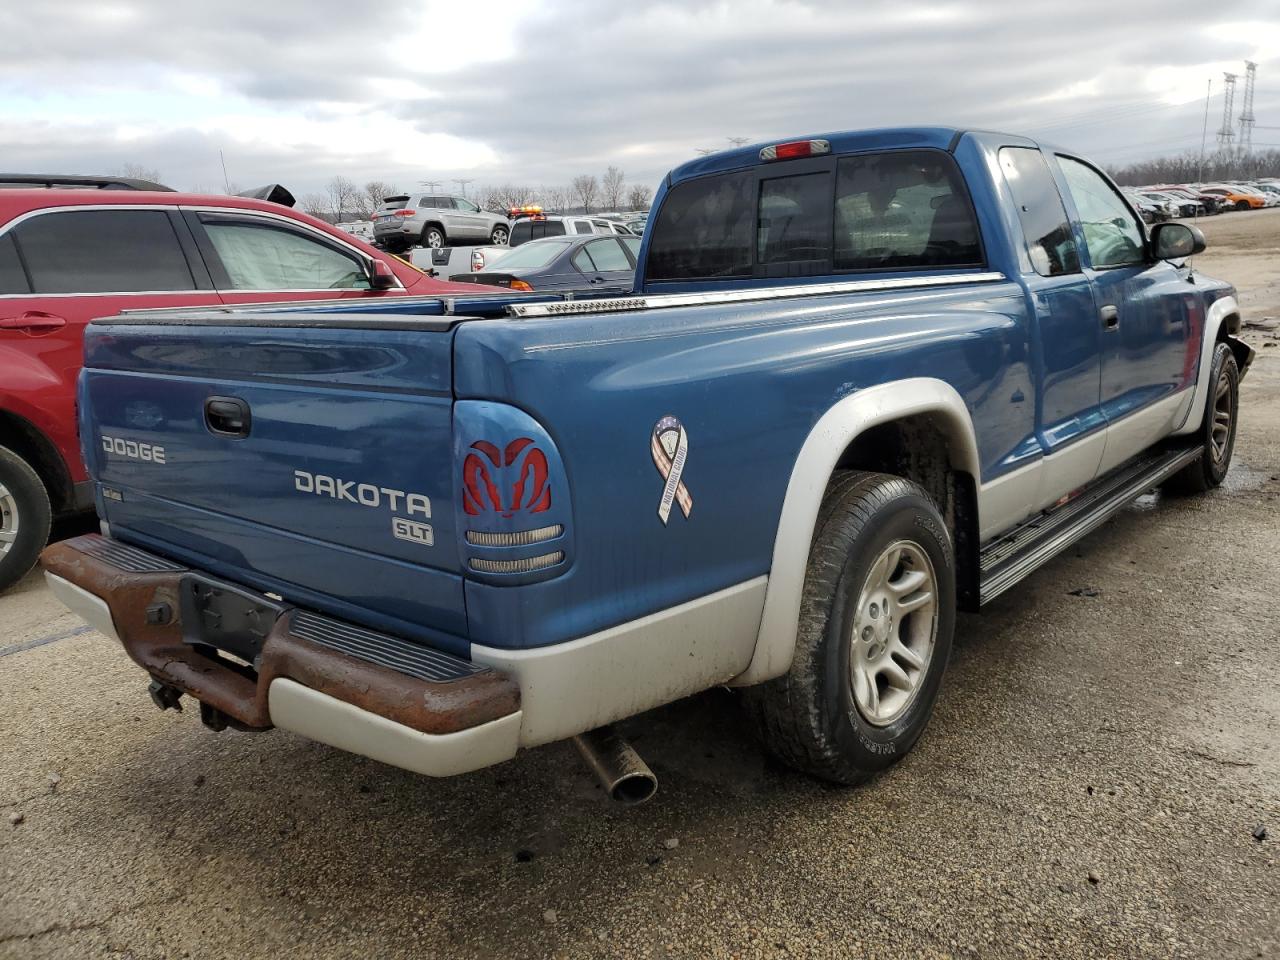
top-left (373, 194), bottom-right (511, 250)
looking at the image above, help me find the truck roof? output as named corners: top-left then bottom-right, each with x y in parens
top-left (667, 126), bottom-right (1037, 185)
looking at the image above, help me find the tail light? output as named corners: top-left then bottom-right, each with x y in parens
top-left (393, 209), bottom-right (415, 217)
top-left (760, 138), bottom-right (830, 162)
top-left (453, 401), bottom-right (573, 585)
top-left (471, 250), bottom-right (485, 271)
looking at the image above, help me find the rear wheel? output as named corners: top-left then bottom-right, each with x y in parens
top-left (490, 225), bottom-right (509, 246)
top-left (0, 445), bottom-right (52, 593)
top-left (422, 225), bottom-right (446, 249)
top-left (1165, 342), bottom-right (1239, 494)
top-left (742, 472), bottom-right (955, 784)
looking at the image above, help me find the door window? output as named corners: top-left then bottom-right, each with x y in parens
top-left (1057, 156), bottom-right (1146, 268)
top-left (573, 221), bottom-right (595, 235)
top-left (201, 218), bottom-right (370, 290)
top-left (998, 147), bottom-right (1081, 277)
top-left (456, 198), bottom-right (480, 213)
top-left (0, 234), bottom-right (30, 294)
top-left (12, 210), bottom-right (195, 293)
top-left (581, 238), bottom-right (631, 271)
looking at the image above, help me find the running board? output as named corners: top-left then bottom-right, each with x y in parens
top-left (979, 444), bottom-right (1202, 604)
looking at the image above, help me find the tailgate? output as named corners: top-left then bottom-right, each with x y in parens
top-left (81, 312), bottom-right (468, 647)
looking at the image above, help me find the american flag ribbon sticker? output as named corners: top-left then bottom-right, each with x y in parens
top-left (651, 415), bottom-right (693, 525)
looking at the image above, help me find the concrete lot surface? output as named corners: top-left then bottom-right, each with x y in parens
top-left (2, 209), bottom-right (1278, 959)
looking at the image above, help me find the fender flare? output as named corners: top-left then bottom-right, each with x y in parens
top-left (1173, 294), bottom-right (1239, 436)
top-left (730, 377), bottom-right (981, 686)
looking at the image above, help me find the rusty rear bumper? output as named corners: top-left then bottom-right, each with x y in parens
top-left (40, 534), bottom-right (522, 777)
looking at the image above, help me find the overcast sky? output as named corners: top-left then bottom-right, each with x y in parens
top-left (1, 1), bottom-right (1277, 199)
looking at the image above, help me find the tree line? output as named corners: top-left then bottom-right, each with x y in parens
top-left (298, 166), bottom-right (653, 223)
top-left (1106, 149), bottom-right (1280, 187)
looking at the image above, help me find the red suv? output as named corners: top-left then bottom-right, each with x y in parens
top-left (0, 175), bottom-right (490, 591)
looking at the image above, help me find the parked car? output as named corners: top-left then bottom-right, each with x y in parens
top-left (1154, 186), bottom-right (1222, 215)
top-left (1200, 185), bottom-right (1266, 210)
top-left (44, 127), bottom-right (1251, 804)
top-left (469, 214), bottom-right (633, 272)
top-left (1138, 190), bottom-right (1199, 219)
top-left (373, 193), bottom-right (511, 251)
top-left (449, 234), bottom-right (641, 293)
top-left (0, 175), bottom-right (495, 591)
top-left (1124, 191), bottom-right (1172, 224)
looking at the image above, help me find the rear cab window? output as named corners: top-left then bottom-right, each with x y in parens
top-left (510, 220), bottom-right (567, 246)
top-left (646, 149), bottom-right (983, 283)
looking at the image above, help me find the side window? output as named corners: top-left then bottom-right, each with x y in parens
top-left (573, 221), bottom-right (594, 235)
top-left (621, 236), bottom-right (641, 262)
top-left (646, 171), bottom-right (753, 280)
top-left (1057, 156), bottom-right (1146, 268)
top-left (571, 247), bottom-right (593, 273)
top-left (455, 198), bottom-right (478, 212)
top-left (201, 218), bottom-right (370, 290)
top-left (13, 210), bottom-right (195, 294)
top-left (998, 148), bottom-right (1081, 277)
top-left (0, 234), bottom-right (31, 294)
top-left (759, 171), bottom-right (832, 270)
top-left (584, 238), bottom-right (630, 271)
top-left (834, 151), bottom-right (981, 271)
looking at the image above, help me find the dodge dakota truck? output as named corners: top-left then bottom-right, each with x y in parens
top-left (43, 127), bottom-right (1251, 802)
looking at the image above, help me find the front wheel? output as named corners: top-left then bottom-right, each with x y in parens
top-left (742, 472), bottom-right (956, 785)
top-left (490, 225), bottom-right (509, 246)
top-left (0, 445), bottom-right (52, 593)
top-left (1165, 342), bottom-right (1239, 494)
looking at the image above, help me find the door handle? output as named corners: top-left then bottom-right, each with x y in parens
top-left (204, 396), bottom-right (252, 438)
top-left (0, 311), bottom-right (67, 332)
top-left (1099, 305), bottom-right (1120, 330)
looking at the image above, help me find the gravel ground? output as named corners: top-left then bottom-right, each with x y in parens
top-left (2, 209), bottom-right (1278, 960)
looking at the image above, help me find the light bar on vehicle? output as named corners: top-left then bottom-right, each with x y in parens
top-left (760, 139), bottom-right (830, 162)
top-left (508, 204), bottom-right (545, 220)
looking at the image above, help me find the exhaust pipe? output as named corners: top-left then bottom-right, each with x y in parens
top-left (572, 726), bottom-right (658, 805)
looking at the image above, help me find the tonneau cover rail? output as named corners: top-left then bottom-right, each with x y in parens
top-left (503, 272), bottom-right (1007, 318)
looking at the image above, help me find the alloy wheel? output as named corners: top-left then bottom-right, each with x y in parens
top-left (848, 539), bottom-right (939, 726)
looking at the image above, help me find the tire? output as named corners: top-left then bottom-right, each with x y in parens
top-left (0, 445), bottom-right (53, 593)
top-left (1165, 342), bottom-right (1239, 495)
top-left (742, 471), bottom-right (956, 785)
top-left (422, 225), bottom-right (446, 249)
top-left (490, 225), bottom-right (510, 246)
top-left (1235, 200), bottom-right (1249, 212)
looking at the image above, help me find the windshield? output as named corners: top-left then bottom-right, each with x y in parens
top-left (490, 239), bottom-right (571, 272)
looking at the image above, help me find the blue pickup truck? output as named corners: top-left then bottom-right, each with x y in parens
top-left (43, 127), bottom-right (1251, 802)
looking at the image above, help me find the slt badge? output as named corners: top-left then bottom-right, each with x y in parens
top-left (651, 415), bottom-right (693, 525)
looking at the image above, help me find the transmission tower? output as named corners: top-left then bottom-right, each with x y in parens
top-left (1217, 72), bottom-right (1237, 149)
top-left (1238, 61), bottom-right (1257, 153)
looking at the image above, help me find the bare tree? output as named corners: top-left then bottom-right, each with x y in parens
top-left (601, 166), bottom-right (625, 210)
top-left (480, 183), bottom-right (540, 214)
top-left (300, 192), bottom-right (331, 221)
top-left (363, 180), bottom-right (399, 217)
top-left (572, 174), bottom-right (600, 214)
top-left (115, 162), bottom-right (163, 185)
top-left (542, 185), bottom-right (574, 214)
top-left (627, 184), bottom-right (653, 211)
top-left (326, 175), bottom-right (360, 222)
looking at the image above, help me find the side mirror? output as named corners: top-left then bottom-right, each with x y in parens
top-left (369, 258), bottom-right (398, 289)
top-left (1151, 222), bottom-right (1205, 261)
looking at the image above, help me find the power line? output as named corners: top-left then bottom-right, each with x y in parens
top-left (452, 178), bottom-right (474, 197)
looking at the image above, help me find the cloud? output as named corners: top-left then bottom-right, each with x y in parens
top-left (0, 0), bottom-right (1275, 195)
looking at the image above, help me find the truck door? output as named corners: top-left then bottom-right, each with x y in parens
top-left (997, 146), bottom-right (1105, 504)
top-left (1051, 154), bottom-right (1199, 474)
